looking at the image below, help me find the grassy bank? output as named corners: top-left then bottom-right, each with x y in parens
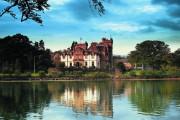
top-left (0, 71), bottom-right (113, 80)
top-left (122, 69), bottom-right (180, 79)
top-left (1, 69), bottom-right (180, 81)
top-left (49, 71), bottom-right (113, 79)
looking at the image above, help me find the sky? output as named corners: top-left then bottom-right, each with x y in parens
top-left (0, 0), bottom-right (180, 55)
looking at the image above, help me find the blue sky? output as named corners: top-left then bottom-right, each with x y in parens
top-left (0, 0), bottom-right (180, 55)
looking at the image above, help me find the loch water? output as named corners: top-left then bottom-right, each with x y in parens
top-left (0, 80), bottom-right (180, 120)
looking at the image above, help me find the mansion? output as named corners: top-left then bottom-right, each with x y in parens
top-left (51, 38), bottom-right (113, 69)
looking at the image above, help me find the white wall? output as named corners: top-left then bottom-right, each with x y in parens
top-left (60, 54), bottom-right (100, 68)
top-left (60, 55), bottom-right (73, 67)
top-left (84, 54), bottom-right (100, 68)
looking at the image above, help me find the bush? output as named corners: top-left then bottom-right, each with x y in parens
top-left (166, 70), bottom-right (180, 78)
top-left (122, 69), bottom-right (180, 78)
top-left (38, 71), bottom-right (46, 77)
top-left (143, 70), bottom-right (166, 78)
top-left (31, 73), bottom-right (40, 77)
top-left (19, 72), bottom-right (31, 77)
top-left (0, 73), bottom-right (9, 77)
top-left (161, 65), bottom-right (178, 71)
top-left (123, 70), bottom-right (137, 77)
top-left (0, 72), bottom-right (31, 78)
top-left (82, 72), bottom-right (112, 78)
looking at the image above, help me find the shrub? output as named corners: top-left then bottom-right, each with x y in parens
top-left (31, 73), bottom-right (40, 77)
top-left (19, 72), bottom-right (31, 77)
top-left (166, 70), bottom-right (180, 78)
top-left (124, 70), bottom-right (137, 77)
top-left (122, 69), bottom-right (180, 78)
top-left (82, 72), bottom-right (112, 78)
top-left (38, 71), bottom-right (46, 77)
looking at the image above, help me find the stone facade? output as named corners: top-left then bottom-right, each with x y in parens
top-left (51, 38), bottom-right (113, 69)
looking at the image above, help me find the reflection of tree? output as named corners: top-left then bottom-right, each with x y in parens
top-left (98, 81), bottom-right (113, 117)
top-left (127, 81), bottom-right (180, 115)
top-left (0, 82), bottom-right (51, 120)
top-left (112, 80), bottom-right (125, 95)
top-left (169, 81), bottom-right (180, 108)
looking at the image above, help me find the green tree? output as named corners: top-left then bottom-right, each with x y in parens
top-left (36, 48), bottom-right (52, 72)
top-left (0, 0), bottom-right (105, 24)
top-left (127, 51), bottom-right (140, 64)
top-left (172, 48), bottom-right (180, 67)
top-left (0, 34), bottom-right (53, 73)
top-left (128, 40), bottom-right (170, 70)
top-left (39, 40), bottom-right (45, 50)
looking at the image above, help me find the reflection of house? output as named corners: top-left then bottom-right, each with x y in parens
top-left (51, 38), bottom-right (113, 69)
top-left (84, 88), bottom-right (100, 103)
top-left (60, 87), bottom-right (100, 112)
top-left (48, 84), bottom-right (113, 117)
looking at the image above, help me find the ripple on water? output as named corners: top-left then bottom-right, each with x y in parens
top-left (138, 111), bottom-right (162, 116)
top-left (27, 113), bottom-right (42, 120)
top-left (176, 104), bottom-right (180, 108)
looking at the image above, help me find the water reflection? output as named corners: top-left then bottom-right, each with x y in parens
top-left (48, 81), bottom-right (113, 117)
top-left (125, 81), bottom-right (180, 116)
top-left (0, 80), bottom-right (179, 120)
top-left (0, 82), bottom-right (51, 120)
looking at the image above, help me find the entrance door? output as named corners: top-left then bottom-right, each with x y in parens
top-left (75, 62), bottom-right (80, 67)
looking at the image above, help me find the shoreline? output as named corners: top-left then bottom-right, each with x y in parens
top-left (120, 77), bottom-right (180, 81)
top-left (0, 77), bottom-right (180, 82)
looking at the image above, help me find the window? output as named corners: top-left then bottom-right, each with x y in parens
top-left (85, 62), bottom-right (87, 66)
top-left (92, 61), bottom-right (94, 67)
top-left (76, 62), bottom-right (80, 67)
top-left (70, 55), bottom-right (72, 59)
top-left (70, 62), bottom-right (72, 67)
top-left (91, 54), bottom-right (94, 59)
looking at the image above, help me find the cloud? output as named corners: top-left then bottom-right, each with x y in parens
top-left (152, 0), bottom-right (180, 6)
top-left (64, 0), bottom-right (96, 21)
top-left (137, 5), bottom-right (163, 13)
top-left (104, 0), bottom-right (127, 6)
top-left (96, 22), bottom-right (142, 32)
top-left (138, 26), bottom-right (156, 33)
top-left (48, 0), bottom-right (71, 6)
top-left (167, 5), bottom-right (180, 18)
top-left (151, 0), bottom-right (180, 19)
top-left (51, 0), bottom-right (125, 21)
top-left (152, 19), bottom-right (180, 31)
